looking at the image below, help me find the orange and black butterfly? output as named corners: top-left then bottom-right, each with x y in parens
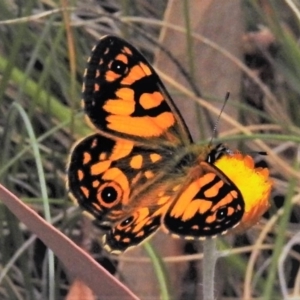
top-left (67, 35), bottom-right (244, 254)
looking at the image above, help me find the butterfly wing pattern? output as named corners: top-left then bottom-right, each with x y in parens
top-left (67, 35), bottom-right (245, 253)
top-left (163, 161), bottom-right (244, 238)
top-left (67, 133), bottom-right (174, 253)
top-left (82, 35), bottom-right (192, 146)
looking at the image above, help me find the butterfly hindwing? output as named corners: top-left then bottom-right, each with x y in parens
top-left (102, 207), bottom-right (162, 254)
top-left (67, 133), bottom-right (172, 252)
top-left (162, 161), bottom-right (244, 238)
top-left (82, 35), bottom-right (192, 146)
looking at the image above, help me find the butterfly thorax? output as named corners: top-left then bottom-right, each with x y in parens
top-left (173, 143), bottom-right (214, 166)
top-left (126, 144), bottom-right (224, 210)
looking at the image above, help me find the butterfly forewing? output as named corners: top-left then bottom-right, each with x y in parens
top-left (82, 35), bottom-right (192, 146)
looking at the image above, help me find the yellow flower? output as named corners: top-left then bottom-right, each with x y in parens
top-left (215, 152), bottom-right (272, 232)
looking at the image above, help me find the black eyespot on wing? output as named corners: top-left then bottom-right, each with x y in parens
top-left (119, 215), bottom-right (134, 228)
top-left (216, 206), bottom-right (228, 221)
top-left (100, 185), bottom-right (119, 204)
top-left (110, 59), bottom-right (128, 75)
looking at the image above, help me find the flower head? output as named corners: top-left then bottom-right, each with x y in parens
top-left (215, 152), bottom-right (272, 233)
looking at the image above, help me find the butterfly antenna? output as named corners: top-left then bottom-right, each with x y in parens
top-left (208, 92), bottom-right (268, 157)
top-left (236, 150), bottom-right (268, 156)
top-left (209, 92), bottom-right (230, 146)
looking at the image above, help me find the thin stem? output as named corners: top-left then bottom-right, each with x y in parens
top-left (202, 239), bottom-right (218, 300)
top-left (144, 242), bottom-right (171, 300)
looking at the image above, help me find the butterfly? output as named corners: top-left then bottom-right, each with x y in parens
top-left (67, 35), bottom-right (244, 254)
